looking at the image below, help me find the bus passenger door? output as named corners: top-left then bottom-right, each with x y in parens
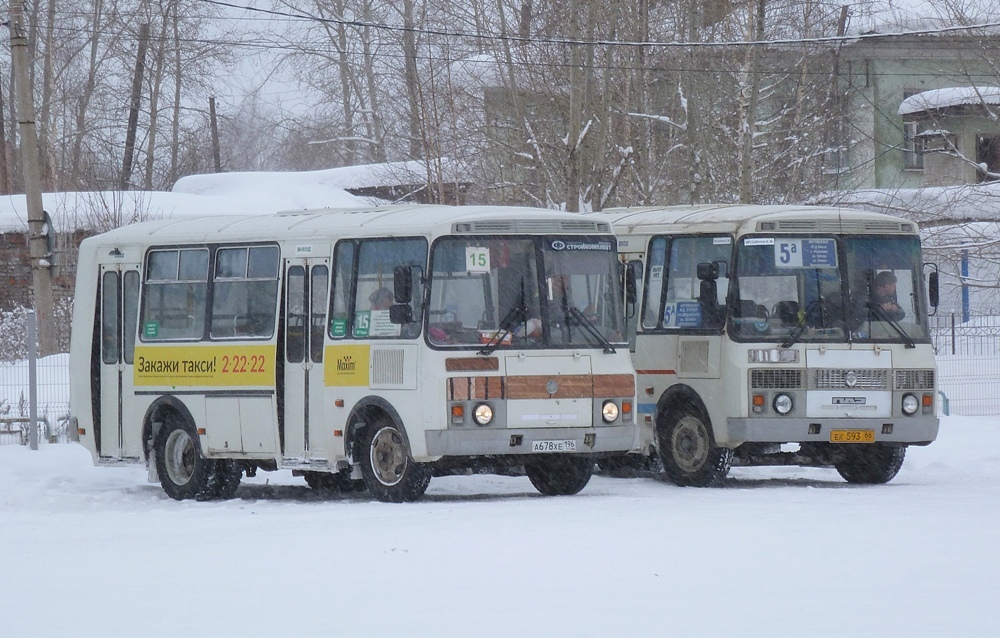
top-left (98, 264), bottom-right (141, 459)
top-left (282, 260), bottom-right (330, 461)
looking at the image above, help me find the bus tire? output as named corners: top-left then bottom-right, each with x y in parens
top-left (304, 470), bottom-right (365, 494)
top-left (210, 460), bottom-right (243, 500)
top-left (526, 456), bottom-right (593, 496)
top-left (359, 418), bottom-right (430, 503)
top-left (154, 418), bottom-right (218, 501)
top-left (657, 409), bottom-right (732, 487)
top-left (835, 444), bottom-right (906, 484)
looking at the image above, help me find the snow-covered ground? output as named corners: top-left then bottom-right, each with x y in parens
top-left (1, 415), bottom-right (998, 637)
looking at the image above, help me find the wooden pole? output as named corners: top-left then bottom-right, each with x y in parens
top-left (120, 23), bottom-right (149, 190)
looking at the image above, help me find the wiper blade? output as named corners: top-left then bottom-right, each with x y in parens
top-left (566, 306), bottom-right (616, 354)
top-left (478, 302), bottom-right (526, 355)
top-left (780, 299), bottom-right (821, 349)
top-left (866, 303), bottom-right (916, 348)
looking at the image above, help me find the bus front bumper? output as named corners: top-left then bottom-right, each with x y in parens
top-left (726, 416), bottom-right (939, 445)
top-left (425, 425), bottom-right (639, 457)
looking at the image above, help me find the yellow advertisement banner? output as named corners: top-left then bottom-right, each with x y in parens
top-left (325, 344), bottom-right (370, 386)
top-left (134, 345), bottom-right (276, 387)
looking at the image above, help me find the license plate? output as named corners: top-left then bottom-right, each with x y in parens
top-left (531, 439), bottom-right (577, 453)
top-left (830, 429), bottom-right (875, 443)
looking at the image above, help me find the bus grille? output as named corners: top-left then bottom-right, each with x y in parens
top-left (894, 369), bottom-right (935, 390)
top-left (463, 220), bottom-right (609, 234)
top-left (371, 348), bottom-right (405, 385)
top-left (811, 369), bottom-right (888, 389)
top-left (750, 369), bottom-right (804, 389)
top-left (764, 220), bottom-right (912, 234)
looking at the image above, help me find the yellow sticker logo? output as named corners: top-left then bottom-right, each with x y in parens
top-left (134, 345), bottom-right (275, 387)
top-left (325, 345), bottom-right (370, 386)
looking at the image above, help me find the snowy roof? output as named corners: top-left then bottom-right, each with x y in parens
top-left (899, 86), bottom-right (1000, 115)
top-left (0, 161), bottom-right (467, 233)
top-left (815, 182), bottom-right (1000, 224)
top-left (849, 1), bottom-right (1000, 36)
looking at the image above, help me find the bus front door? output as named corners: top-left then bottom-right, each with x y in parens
top-left (98, 264), bottom-right (141, 459)
top-left (281, 260), bottom-right (330, 462)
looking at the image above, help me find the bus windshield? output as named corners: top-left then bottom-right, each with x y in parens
top-left (427, 236), bottom-right (624, 349)
top-left (731, 235), bottom-right (929, 344)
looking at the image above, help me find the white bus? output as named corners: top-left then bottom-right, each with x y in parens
top-left (69, 205), bottom-right (643, 502)
top-left (595, 205), bottom-right (939, 486)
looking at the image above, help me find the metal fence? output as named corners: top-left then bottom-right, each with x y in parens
top-left (930, 313), bottom-right (1000, 416)
top-left (0, 353), bottom-right (71, 445)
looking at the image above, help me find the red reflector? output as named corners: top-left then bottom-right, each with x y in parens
top-left (333, 429), bottom-right (343, 437)
top-left (335, 399), bottom-right (345, 408)
top-left (197, 428), bottom-right (206, 435)
top-left (77, 428), bottom-right (86, 436)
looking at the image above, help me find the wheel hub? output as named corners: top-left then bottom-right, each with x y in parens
top-left (672, 416), bottom-right (709, 473)
top-left (370, 427), bottom-right (407, 486)
top-left (164, 429), bottom-right (196, 486)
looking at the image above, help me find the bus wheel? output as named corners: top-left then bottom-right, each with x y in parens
top-left (359, 419), bottom-right (430, 503)
top-left (155, 419), bottom-right (217, 501)
top-left (835, 444), bottom-right (906, 484)
top-left (526, 456), bottom-right (593, 496)
top-left (658, 410), bottom-right (732, 487)
top-left (304, 471), bottom-right (366, 494)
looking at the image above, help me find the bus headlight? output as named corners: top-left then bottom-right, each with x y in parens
top-left (901, 393), bottom-right (920, 415)
top-left (473, 403), bottom-right (494, 426)
top-left (773, 393), bottom-right (793, 415)
top-left (601, 400), bottom-right (620, 423)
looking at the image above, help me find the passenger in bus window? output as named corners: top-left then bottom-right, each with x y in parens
top-left (369, 287), bottom-right (394, 310)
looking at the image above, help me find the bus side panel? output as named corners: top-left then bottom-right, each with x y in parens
top-left (69, 239), bottom-right (101, 462)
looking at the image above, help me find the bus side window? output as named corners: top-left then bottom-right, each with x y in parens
top-left (329, 241), bottom-right (355, 339)
top-left (142, 248), bottom-right (209, 340)
top-left (211, 245), bottom-right (279, 339)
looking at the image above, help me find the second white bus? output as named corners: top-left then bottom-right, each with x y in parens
top-left (596, 205), bottom-right (939, 486)
top-left (69, 205), bottom-right (644, 502)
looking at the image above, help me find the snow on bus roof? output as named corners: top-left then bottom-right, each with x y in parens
top-left (590, 204), bottom-right (911, 233)
top-left (81, 204), bottom-right (611, 245)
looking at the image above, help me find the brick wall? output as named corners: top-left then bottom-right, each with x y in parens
top-left (0, 230), bottom-right (88, 312)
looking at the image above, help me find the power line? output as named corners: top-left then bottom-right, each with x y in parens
top-left (192, 0), bottom-right (1000, 49)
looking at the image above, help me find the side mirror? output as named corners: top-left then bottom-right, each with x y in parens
top-left (393, 265), bottom-right (413, 304)
top-left (389, 304), bottom-right (413, 325)
top-left (624, 263), bottom-right (637, 305)
top-left (928, 270), bottom-right (939, 308)
top-left (697, 261), bottom-right (719, 281)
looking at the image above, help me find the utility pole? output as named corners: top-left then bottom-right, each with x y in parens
top-left (738, 0), bottom-right (766, 204)
top-left (209, 97), bottom-right (221, 172)
top-left (8, 0), bottom-right (55, 355)
top-left (120, 22), bottom-right (149, 190)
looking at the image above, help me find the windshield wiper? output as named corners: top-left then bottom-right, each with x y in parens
top-left (478, 301), bottom-right (526, 355)
top-left (865, 303), bottom-right (915, 348)
top-left (566, 306), bottom-right (616, 354)
top-left (781, 299), bottom-right (822, 349)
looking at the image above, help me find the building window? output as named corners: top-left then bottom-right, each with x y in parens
top-left (902, 91), bottom-right (924, 170)
top-left (903, 121), bottom-right (924, 170)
